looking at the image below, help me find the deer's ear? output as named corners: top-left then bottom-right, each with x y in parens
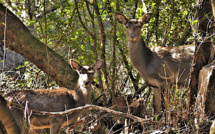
top-left (115, 13), bottom-right (128, 25)
top-left (94, 60), bottom-right (104, 70)
top-left (141, 12), bottom-right (152, 24)
top-left (70, 59), bottom-right (81, 71)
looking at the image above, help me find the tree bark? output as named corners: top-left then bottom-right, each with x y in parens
top-left (0, 4), bottom-right (78, 89)
top-left (189, 0), bottom-right (215, 119)
top-left (195, 59), bottom-right (215, 122)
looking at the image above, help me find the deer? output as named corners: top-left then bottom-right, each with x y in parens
top-left (3, 59), bottom-right (103, 134)
top-left (115, 12), bottom-right (195, 115)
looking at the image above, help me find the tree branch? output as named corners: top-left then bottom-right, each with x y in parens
top-left (162, 0), bottom-right (175, 46)
top-left (92, 0), bottom-right (109, 90)
top-left (74, 0), bottom-right (94, 37)
top-left (176, 20), bottom-right (191, 45)
top-left (118, 46), bottom-right (139, 91)
top-left (132, 0), bottom-right (138, 18)
top-left (10, 103), bottom-right (151, 127)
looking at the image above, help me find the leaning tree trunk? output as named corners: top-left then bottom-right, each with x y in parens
top-left (189, 0), bottom-right (215, 122)
top-left (0, 3), bottom-right (78, 133)
top-left (0, 4), bottom-right (78, 89)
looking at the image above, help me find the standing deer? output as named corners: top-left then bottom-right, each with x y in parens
top-left (4, 59), bottom-right (103, 134)
top-left (115, 12), bottom-right (195, 115)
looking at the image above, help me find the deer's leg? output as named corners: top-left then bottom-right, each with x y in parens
top-left (151, 87), bottom-right (162, 115)
top-left (49, 116), bottom-right (63, 134)
top-left (10, 107), bottom-right (31, 134)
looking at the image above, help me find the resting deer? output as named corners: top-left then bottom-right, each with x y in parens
top-left (115, 12), bottom-right (195, 115)
top-left (4, 59), bottom-right (103, 134)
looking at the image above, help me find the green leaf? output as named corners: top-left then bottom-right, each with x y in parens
top-left (192, 20), bottom-right (198, 25)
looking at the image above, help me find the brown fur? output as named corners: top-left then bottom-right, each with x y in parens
top-left (116, 12), bottom-right (195, 115)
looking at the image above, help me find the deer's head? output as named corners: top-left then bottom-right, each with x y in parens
top-left (115, 12), bottom-right (152, 42)
top-left (70, 59), bottom-right (103, 88)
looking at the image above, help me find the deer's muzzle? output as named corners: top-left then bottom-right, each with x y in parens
top-left (128, 38), bottom-right (137, 42)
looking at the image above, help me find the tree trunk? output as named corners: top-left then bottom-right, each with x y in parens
top-left (0, 4), bottom-right (78, 89)
top-left (93, 0), bottom-right (109, 90)
top-left (195, 59), bottom-right (215, 122)
top-left (189, 0), bottom-right (215, 120)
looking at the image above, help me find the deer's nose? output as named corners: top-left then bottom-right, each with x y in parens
top-left (130, 33), bottom-right (136, 38)
top-left (85, 81), bottom-right (90, 85)
top-left (84, 81), bottom-right (91, 88)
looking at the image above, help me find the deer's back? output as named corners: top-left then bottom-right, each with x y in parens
top-left (5, 87), bottom-right (76, 112)
top-left (150, 45), bottom-right (194, 62)
top-left (143, 45), bottom-right (195, 87)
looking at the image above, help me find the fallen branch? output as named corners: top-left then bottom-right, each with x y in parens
top-left (10, 103), bottom-right (151, 127)
top-left (42, 105), bottom-right (150, 123)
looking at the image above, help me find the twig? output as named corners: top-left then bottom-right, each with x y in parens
top-left (2, 7), bottom-right (7, 74)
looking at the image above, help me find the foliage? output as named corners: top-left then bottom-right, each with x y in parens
top-left (2, 0), bottom-right (212, 133)
top-left (0, 61), bottom-right (58, 93)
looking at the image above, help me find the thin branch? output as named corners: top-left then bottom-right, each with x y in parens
top-left (85, 0), bottom-right (98, 59)
top-left (162, 0), bottom-right (175, 46)
top-left (92, 0), bottom-right (109, 90)
top-left (2, 7), bottom-right (7, 74)
top-left (85, 0), bottom-right (94, 27)
top-left (105, 0), bottom-right (118, 99)
top-left (146, 0), bottom-right (160, 46)
top-left (132, 0), bottom-right (138, 18)
top-left (44, 0), bottom-right (50, 88)
top-left (74, 0), bottom-right (94, 37)
top-left (133, 83), bottom-right (148, 97)
top-left (176, 20), bottom-right (191, 45)
top-left (118, 46), bottom-right (139, 91)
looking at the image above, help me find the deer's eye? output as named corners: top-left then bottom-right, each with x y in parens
top-left (88, 68), bottom-right (95, 74)
top-left (80, 69), bottom-right (88, 74)
top-left (125, 26), bottom-right (128, 28)
top-left (136, 24), bottom-right (142, 28)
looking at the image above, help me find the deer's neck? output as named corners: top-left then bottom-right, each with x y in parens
top-left (74, 83), bottom-right (92, 106)
top-left (128, 36), bottom-right (153, 78)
